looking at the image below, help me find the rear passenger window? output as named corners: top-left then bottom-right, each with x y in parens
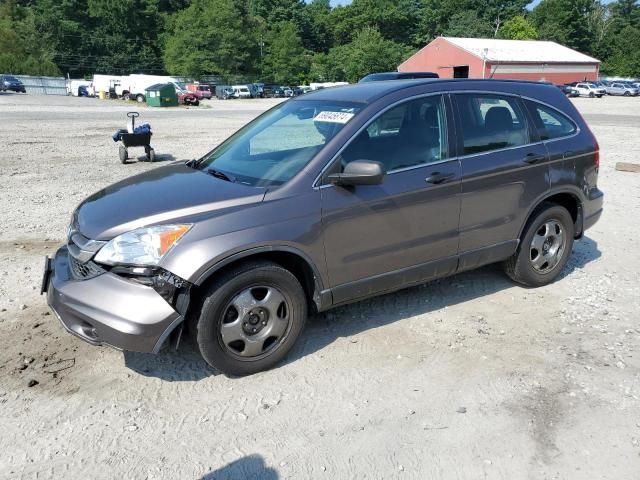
top-left (456, 94), bottom-right (529, 155)
top-left (527, 102), bottom-right (577, 140)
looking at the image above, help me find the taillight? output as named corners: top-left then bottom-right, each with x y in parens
top-left (573, 106), bottom-right (599, 171)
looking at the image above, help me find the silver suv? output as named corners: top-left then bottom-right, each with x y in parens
top-left (605, 82), bottom-right (639, 96)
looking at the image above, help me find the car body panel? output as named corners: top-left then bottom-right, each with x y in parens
top-left (47, 246), bottom-right (180, 353)
top-left (75, 163), bottom-right (267, 240)
top-left (320, 158), bottom-right (462, 301)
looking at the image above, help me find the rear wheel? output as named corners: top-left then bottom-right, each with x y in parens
top-left (193, 261), bottom-right (307, 376)
top-left (503, 203), bottom-right (574, 287)
top-left (136, 94), bottom-right (145, 103)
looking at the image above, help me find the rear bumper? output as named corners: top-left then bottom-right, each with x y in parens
top-left (44, 246), bottom-right (182, 353)
top-left (583, 188), bottom-right (604, 232)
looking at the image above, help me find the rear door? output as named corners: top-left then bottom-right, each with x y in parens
top-left (452, 92), bottom-right (549, 270)
top-left (320, 94), bottom-right (462, 303)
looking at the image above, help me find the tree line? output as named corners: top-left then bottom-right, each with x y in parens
top-left (1, 0), bottom-right (639, 83)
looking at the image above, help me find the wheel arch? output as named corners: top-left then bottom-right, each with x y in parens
top-left (191, 246), bottom-right (328, 316)
top-left (519, 189), bottom-right (584, 240)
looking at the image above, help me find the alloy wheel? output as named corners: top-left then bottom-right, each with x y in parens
top-left (529, 220), bottom-right (566, 273)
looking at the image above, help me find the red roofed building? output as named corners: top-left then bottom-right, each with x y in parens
top-left (399, 37), bottom-right (600, 84)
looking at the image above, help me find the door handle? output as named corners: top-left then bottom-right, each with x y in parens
top-left (425, 172), bottom-right (455, 184)
top-left (563, 150), bottom-right (575, 159)
top-left (523, 153), bottom-right (546, 165)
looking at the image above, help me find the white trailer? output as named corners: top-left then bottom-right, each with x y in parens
top-left (67, 79), bottom-right (92, 96)
top-left (92, 75), bottom-right (126, 96)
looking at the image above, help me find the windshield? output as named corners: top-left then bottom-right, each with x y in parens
top-left (174, 82), bottom-right (187, 92)
top-left (197, 100), bottom-right (361, 187)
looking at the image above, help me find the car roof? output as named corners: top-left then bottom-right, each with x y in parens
top-left (360, 72), bottom-right (439, 82)
top-left (298, 78), bottom-right (556, 104)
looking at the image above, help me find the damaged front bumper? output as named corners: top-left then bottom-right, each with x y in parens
top-left (43, 246), bottom-right (184, 353)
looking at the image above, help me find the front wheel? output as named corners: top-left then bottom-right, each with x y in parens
top-left (503, 203), bottom-right (574, 287)
top-left (193, 261), bottom-right (307, 376)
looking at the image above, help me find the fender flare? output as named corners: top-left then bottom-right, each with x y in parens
top-left (517, 187), bottom-right (585, 240)
top-left (193, 245), bottom-right (329, 310)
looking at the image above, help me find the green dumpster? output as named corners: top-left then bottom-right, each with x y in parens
top-left (145, 83), bottom-right (178, 107)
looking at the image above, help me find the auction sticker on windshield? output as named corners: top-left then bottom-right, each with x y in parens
top-left (314, 111), bottom-right (355, 124)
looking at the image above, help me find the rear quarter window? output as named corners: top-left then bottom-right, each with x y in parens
top-left (526, 101), bottom-right (577, 141)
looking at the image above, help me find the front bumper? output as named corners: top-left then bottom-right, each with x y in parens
top-left (44, 246), bottom-right (183, 353)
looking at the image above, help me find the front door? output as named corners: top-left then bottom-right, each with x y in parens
top-left (320, 95), bottom-right (462, 304)
top-left (452, 92), bottom-right (549, 270)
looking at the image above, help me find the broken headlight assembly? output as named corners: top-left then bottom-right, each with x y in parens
top-left (93, 224), bottom-right (193, 312)
top-left (109, 265), bottom-right (192, 313)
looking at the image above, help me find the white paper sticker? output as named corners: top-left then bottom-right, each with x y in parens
top-left (314, 111), bottom-right (355, 124)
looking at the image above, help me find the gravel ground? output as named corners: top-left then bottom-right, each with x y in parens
top-left (0, 93), bottom-right (639, 480)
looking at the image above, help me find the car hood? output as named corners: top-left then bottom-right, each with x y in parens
top-left (76, 162), bottom-right (266, 240)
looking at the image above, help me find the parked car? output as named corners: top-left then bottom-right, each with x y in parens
top-left (291, 87), bottom-right (304, 96)
top-left (172, 82), bottom-right (199, 106)
top-left (187, 83), bottom-right (213, 100)
top-left (232, 85), bottom-right (252, 99)
top-left (282, 86), bottom-right (293, 97)
top-left (359, 71), bottom-right (440, 82)
top-left (559, 84), bottom-right (579, 97)
top-left (216, 86), bottom-right (235, 100)
top-left (573, 82), bottom-right (606, 98)
top-left (43, 79), bottom-right (603, 376)
top-left (605, 82), bottom-right (639, 96)
top-left (1, 74), bottom-right (26, 93)
top-left (271, 87), bottom-right (285, 98)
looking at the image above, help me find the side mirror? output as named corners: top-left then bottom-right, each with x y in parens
top-left (327, 159), bottom-right (386, 186)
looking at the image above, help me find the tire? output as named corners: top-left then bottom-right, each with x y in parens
top-left (624, 91), bottom-right (630, 97)
top-left (119, 145), bottom-right (128, 163)
top-left (589, 92), bottom-right (595, 98)
top-left (136, 94), bottom-right (145, 103)
top-left (503, 203), bottom-right (574, 288)
top-left (193, 261), bottom-right (307, 376)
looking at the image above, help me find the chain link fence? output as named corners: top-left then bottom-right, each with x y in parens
top-left (14, 75), bottom-right (67, 95)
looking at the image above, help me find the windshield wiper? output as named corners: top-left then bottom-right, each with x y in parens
top-left (206, 168), bottom-right (236, 183)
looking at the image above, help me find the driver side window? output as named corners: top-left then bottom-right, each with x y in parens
top-left (331, 95), bottom-right (448, 176)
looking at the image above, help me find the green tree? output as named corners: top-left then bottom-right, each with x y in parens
top-left (319, 26), bottom-right (411, 83)
top-left (602, 25), bottom-right (640, 76)
top-left (330, 0), bottom-right (421, 46)
top-left (499, 15), bottom-right (539, 40)
top-left (443, 11), bottom-right (494, 38)
top-left (299, 0), bottom-right (333, 53)
top-left (262, 21), bottom-right (310, 83)
top-left (530, 0), bottom-right (600, 54)
top-left (164, 0), bottom-right (258, 77)
top-left (415, 0), bottom-right (528, 43)
top-left (0, 0), bottom-right (60, 75)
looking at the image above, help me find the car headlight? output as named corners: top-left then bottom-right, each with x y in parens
top-left (94, 224), bottom-right (192, 266)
